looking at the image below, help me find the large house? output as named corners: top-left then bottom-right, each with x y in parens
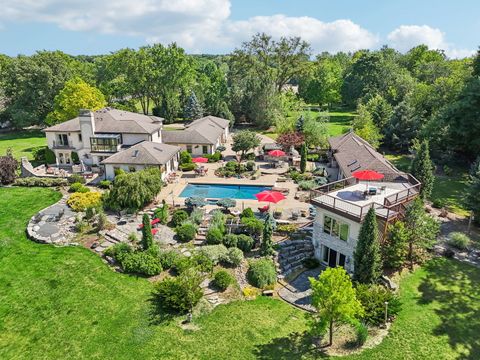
top-left (162, 116), bottom-right (229, 155)
top-left (310, 132), bottom-right (420, 273)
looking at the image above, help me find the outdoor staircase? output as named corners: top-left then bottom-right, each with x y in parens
top-left (276, 225), bottom-right (315, 280)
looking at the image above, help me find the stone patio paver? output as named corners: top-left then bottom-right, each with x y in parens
top-left (278, 268), bottom-right (321, 312)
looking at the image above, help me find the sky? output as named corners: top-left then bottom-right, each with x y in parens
top-left (0, 0), bottom-right (478, 58)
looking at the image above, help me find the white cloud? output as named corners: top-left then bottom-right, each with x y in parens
top-left (387, 25), bottom-right (474, 58)
top-left (0, 1), bottom-right (474, 57)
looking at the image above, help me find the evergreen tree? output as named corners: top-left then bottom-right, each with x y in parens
top-left (465, 156), bottom-right (480, 225)
top-left (384, 221), bottom-right (409, 270)
top-left (300, 143), bottom-right (307, 173)
top-left (296, 115), bottom-right (305, 133)
top-left (410, 140), bottom-right (435, 199)
top-left (141, 214), bottom-right (154, 250)
top-left (353, 207), bottom-right (382, 284)
top-left (184, 91), bottom-right (203, 121)
top-left (261, 213), bottom-right (275, 256)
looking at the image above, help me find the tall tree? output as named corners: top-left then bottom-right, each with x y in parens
top-left (353, 207), bottom-right (382, 284)
top-left (46, 77), bottom-right (106, 125)
top-left (231, 130), bottom-right (261, 159)
top-left (309, 267), bottom-right (364, 346)
top-left (300, 143), bottom-right (307, 173)
top-left (352, 104), bottom-right (383, 148)
top-left (385, 99), bottom-right (421, 150)
top-left (0, 148), bottom-right (18, 185)
top-left (141, 214), bottom-right (154, 250)
top-left (384, 221), bottom-right (409, 270)
top-left (261, 213), bottom-right (274, 256)
top-left (364, 94), bottom-right (393, 131)
top-left (410, 140), bottom-right (435, 199)
top-left (465, 156), bottom-right (480, 225)
top-left (184, 91), bottom-right (203, 121)
top-left (404, 198), bottom-right (439, 268)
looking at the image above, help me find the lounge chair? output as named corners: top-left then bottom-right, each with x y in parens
top-left (272, 187), bottom-right (290, 195)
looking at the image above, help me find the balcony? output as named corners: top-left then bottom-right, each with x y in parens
top-left (52, 140), bottom-right (75, 149)
top-left (90, 135), bottom-right (121, 153)
top-left (310, 174), bottom-right (421, 222)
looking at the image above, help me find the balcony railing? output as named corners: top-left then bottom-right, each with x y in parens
top-left (90, 135), bottom-right (120, 153)
top-left (52, 140), bottom-right (74, 149)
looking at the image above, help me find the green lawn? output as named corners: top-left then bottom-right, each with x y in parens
top-left (385, 153), bottom-right (470, 217)
top-left (0, 130), bottom-right (47, 160)
top-left (0, 187), bottom-right (479, 359)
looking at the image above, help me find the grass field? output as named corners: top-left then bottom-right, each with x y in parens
top-left (0, 130), bottom-right (46, 160)
top-left (0, 187), bottom-right (479, 359)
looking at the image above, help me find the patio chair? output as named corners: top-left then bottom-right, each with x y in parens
top-left (291, 210), bottom-right (299, 220)
top-left (258, 204), bottom-right (270, 213)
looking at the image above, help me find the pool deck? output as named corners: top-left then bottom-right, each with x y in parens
top-left (156, 133), bottom-right (310, 215)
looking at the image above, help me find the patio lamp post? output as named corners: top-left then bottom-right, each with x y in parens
top-left (384, 301), bottom-right (389, 328)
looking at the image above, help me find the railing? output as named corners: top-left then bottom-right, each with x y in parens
top-left (52, 140), bottom-right (74, 149)
top-left (91, 144), bottom-right (119, 153)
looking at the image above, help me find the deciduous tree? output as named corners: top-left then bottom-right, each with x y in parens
top-left (231, 130), bottom-right (261, 159)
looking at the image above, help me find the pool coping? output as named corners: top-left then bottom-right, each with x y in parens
top-left (186, 178), bottom-right (277, 187)
top-left (178, 182), bottom-right (274, 199)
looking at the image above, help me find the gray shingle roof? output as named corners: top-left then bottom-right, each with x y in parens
top-left (100, 141), bottom-right (180, 166)
top-left (44, 108), bottom-right (164, 134)
top-left (162, 118), bottom-right (225, 145)
top-left (187, 116), bottom-right (230, 130)
top-left (329, 131), bottom-right (399, 177)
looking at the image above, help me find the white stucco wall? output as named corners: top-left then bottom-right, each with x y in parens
top-left (121, 133), bottom-right (150, 146)
top-left (151, 130), bottom-right (162, 143)
top-left (312, 207), bottom-right (362, 273)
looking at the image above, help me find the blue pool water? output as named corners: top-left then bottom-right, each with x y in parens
top-left (180, 184), bottom-right (272, 200)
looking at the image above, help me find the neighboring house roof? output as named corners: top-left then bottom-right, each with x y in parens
top-left (100, 141), bottom-right (180, 166)
top-left (44, 108), bottom-right (164, 134)
top-left (186, 116), bottom-right (230, 130)
top-left (162, 115), bottom-right (229, 145)
top-left (329, 131), bottom-right (399, 177)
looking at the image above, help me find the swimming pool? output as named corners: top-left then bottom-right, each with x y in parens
top-left (179, 184), bottom-right (272, 200)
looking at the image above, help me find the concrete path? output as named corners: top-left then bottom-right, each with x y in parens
top-left (278, 268), bottom-right (321, 312)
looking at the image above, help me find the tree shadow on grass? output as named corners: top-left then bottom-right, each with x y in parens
top-left (252, 331), bottom-right (328, 360)
top-left (418, 258), bottom-right (480, 359)
top-left (146, 293), bottom-right (178, 326)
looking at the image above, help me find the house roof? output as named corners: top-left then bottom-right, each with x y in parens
top-left (186, 116), bottom-right (230, 130)
top-left (162, 115), bottom-right (229, 145)
top-left (44, 108), bottom-right (164, 134)
top-left (328, 131), bottom-right (399, 177)
top-left (100, 141), bottom-right (180, 166)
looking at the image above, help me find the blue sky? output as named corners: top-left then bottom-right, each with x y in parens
top-left (0, 0), bottom-right (477, 57)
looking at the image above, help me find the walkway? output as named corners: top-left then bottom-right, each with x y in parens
top-left (278, 268), bottom-right (321, 312)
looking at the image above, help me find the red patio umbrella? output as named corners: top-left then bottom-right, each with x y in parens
top-left (255, 190), bottom-right (286, 204)
top-left (192, 157), bottom-right (209, 163)
top-left (352, 170), bottom-right (384, 190)
top-left (268, 149), bottom-right (286, 157)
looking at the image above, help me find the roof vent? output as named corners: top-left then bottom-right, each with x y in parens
top-left (154, 147), bottom-right (164, 152)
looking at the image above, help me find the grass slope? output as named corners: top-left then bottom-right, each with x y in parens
top-left (0, 130), bottom-right (46, 160)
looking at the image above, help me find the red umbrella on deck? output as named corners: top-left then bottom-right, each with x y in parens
top-left (268, 149), bottom-right (286, 157)
top-left (255, 190), bottom-right (286, 204)
top-left (352, 170), bottom-right (385, 181)
top-left (192, 157), bottom-right (209, 163)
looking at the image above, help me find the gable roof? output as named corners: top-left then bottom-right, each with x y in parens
top-left (329, 131), bottom-right (399, 177)
top-left (100, 141), bottom-right (180, 166)
top-left (186, 116), bottom-right (230, 130)
top-left (162, 119), bottom-right (225, 145)
top-left (44, 108), bottom-right (164, 134)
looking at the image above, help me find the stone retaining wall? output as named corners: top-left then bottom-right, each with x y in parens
top-left (276, 226), bottom-right (314, 280)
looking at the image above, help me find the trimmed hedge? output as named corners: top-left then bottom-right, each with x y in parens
top-left (14, 177), bottom-right (68, 187)
top-left (67, 192), bottom-right (102, 212)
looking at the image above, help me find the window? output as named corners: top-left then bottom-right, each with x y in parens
top-left (186, 145), bottom-right (192, 154)
top-left (90, 137), bottom-right (119, 152)
top-left (323, 215), bottom-right (349, 241)
top-left (202, 145), bottom-right (208, 154)
top-left (78, 134), bottom-right (82, 142)
top-left (57, 134), bottom-right (68, 146)
top-left (322, 245), bottom-right (329, 263)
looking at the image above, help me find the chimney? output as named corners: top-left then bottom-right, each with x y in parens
top-left (79, 109), bottom-right (95, 149)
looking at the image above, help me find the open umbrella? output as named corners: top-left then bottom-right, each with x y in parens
top-left (255, 190), bottom-right (286, 203)
top-left (352, 170), bottom-right (384, 190)
top-left (192, 157), bottom-right (208, 163)
top-left (268, 149), bottom-right (286, 157)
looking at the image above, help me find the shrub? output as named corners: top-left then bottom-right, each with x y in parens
top-left (355, 284), bottom-right (402, 326)
top-left (0, 149), bottom-right (18, 185)
top-left (114, 168), bottom-right (125, 177)
top-left (69, 182), bottom-right (90, 193)
top-left (104, 242), bottom-right (133, 262)
top-left (448, 232), bottom-right (470, 250)
top-left (179, 151), bottom-right (192, 165)
top-left (198, 245), bottom-right (229, 264)
top-left (206, 226), bottom-right (224, 245)
top-left (191, 252), bottom-right (214, 273)
top-left (158, 250), bottom-right (181, 270)
top-left (226, 247), bottom-right (244, 267)
top-left (213, 270), bottom-right (235, 291)
top-left (98, 180), bottom-right (111, 189)
top-left (276, 224), bottom-right (298, 233)
top-left (185, 197), bottom-right (207, 209)
top-left (14, 177), bottom-right (68, 187)
top-left (171, 210), bottom-right (189, 227)
top-left (245, 161), bottom-right (256, 171)
top-left (216, 198), bottom-right (237, 211)
top-left (210, 210), bottom-right (226, 232)
top-left (242, 286), bottom-right (259, 298)
top-left (241, 217), bottom-right (264, 236)
top-left (68, 174), bottom-right (86, 184)
top-left (432, 198), bottom-right (446, 209)
top-left (237, 234), bottom-right (255, 252)
top-left (154, 268), bottom-right (203, 313)
top-left (67, 192), bottom-right (102, 212)
top-left (120, 251), bottom-right (162, 276)
top-left (189, 208), bottom-right (204, 225)
top-left (247, 258), bottom-right (277, 288)
top-left (223, 234), bottom-right (238, 248)
top-left (354, 322), bottom-right (368, 346)
top-left (96, 211), bottom-right (108, 231)
top-left (206, 151), bottom-right (222, 163)
top-left (154, 201), bottom-right (169, 225)
top-left (298, 180), bottom-right (317, 191)
top-left (217, 145), bottom-right (226, 152)
top-left (172, 254), bottom-right (195, 274)
top-left (179, 163), bottom-right (196, 171)
top-left (303, 257), bottom-right (320, 269)
top-left (240, 208), bottom-right (255, 219)
top-left (175, 223), bottom-right (197, 242)
top-left (71, 152), bottom-right (79, 164)
top-left (75, 219), bottom-right (89, 233)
